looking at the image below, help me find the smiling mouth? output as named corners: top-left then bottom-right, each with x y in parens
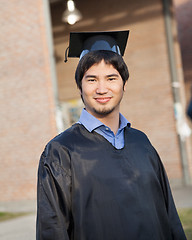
top-left (95, 97), bottom-right (112, 103)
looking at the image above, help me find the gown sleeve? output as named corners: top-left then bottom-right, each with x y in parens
top-left (153, 147), bottom-right (187, 240)
top-left (36, 142), bottom-right (73, 240)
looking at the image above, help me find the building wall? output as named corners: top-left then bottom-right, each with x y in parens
top-left (0, 0), bottom-right (57, 201)
top-left (51, 0), bottom-right (191, 184)
top-left (0, 0), bottom-right (191, 202)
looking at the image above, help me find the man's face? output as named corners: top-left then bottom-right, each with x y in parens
top-left (81, 60), bottom-right (126, 118)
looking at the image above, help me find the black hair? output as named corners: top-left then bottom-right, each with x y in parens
top-left (75, 50), bottom-right (129, 91)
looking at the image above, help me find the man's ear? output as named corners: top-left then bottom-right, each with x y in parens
top-left (78, 85), bottom-right (83, 95)
top-left (80, 91), bottom-right (84, 104)
top-left (123, 81), bottom-right (128, 92)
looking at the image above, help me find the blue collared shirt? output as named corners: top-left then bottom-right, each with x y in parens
top-left (78, 109), bottom-right (130, 149)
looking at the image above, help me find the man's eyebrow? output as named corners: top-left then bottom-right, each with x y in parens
top-left (84, 73), bottom-right (119, 78)
top-left (84, 75), bottom-right (97, 78)
top-left (106, 74), bottom-right (119, 77)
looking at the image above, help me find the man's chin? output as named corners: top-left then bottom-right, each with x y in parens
top-left (93, 107), bottom-right (115, 116)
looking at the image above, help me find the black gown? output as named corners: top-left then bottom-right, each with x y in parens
top-left (36, 124), bottom-right (186, 240)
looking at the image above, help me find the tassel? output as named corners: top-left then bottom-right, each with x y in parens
top-left (64, 46), bottom-right (69, 63)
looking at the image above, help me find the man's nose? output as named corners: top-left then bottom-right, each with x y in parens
top-left (96, 81), bottom-right (108, 94)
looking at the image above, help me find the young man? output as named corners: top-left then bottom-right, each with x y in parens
top-left (36, 31), bottom-right (186, 240)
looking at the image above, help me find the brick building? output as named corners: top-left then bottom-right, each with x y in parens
top-left (0, 0), bottom-right (191, 202)
top-left (0, 0), bottom-right (57, 201)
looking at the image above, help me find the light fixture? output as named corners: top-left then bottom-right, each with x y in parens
top-left (62, 0), bottom-right (82, 25)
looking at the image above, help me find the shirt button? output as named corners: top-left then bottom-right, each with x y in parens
top-left (106, 127), bottom-right (109, 131)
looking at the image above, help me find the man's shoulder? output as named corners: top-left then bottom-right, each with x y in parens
top-left (125, 127), bottom-right (159, 160)
top-left (126, 126), bottom-right (148, 138)
top-left (49, 123), bottom-right (85, 146)
top-left (41, 124), bottom-right (86, 161)
top-left (125, 126), bottom-right (152, 145)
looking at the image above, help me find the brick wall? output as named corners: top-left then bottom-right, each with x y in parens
top-left (0, 0), bottom-right (190, 202)
top-left (0, 0), bottom-right (57, 201)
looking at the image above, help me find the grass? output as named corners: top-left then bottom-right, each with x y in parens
top-left (0, 212), bottom-right (30, 222)
top-left (178, 208), bottom-right (192, 239)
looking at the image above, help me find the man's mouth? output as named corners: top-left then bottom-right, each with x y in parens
top-left (94, 97), bottom-right (112, 103)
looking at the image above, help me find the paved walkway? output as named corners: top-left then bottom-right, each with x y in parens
top-left (172, 186), bottom-right (192, 209)
top-left (0, 214), bottom-right (36, 240)
top-left (0, 186), bottom-right (192, 240)
top-left (0, 200), bottom-right (36, 240)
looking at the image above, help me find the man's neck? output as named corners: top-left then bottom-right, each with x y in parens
top-left (90, 109), bottom-right (120, 135)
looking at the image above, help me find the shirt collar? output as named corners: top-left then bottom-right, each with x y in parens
top-left (119, 113), bottom-right (130, 130)
top-left (78, 108), bottom-right (130, 132)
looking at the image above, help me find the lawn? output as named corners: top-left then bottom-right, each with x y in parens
top-left (178, 208), bottom-right (192, 239)
top-left (0, 212), bottom-right (29, 222)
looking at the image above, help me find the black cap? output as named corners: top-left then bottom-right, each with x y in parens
top-left (66, 30), bottom-right (129, 60)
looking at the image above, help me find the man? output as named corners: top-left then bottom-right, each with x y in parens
top-left (36, 31), bottom-right (186, 240)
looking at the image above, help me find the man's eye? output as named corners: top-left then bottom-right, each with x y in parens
top-left (108, 78), bottom-right (116, 81)
top-left (88, 79), bottom-right (96, 82)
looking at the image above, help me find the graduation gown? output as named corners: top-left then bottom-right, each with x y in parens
top-left (36, 124), bottom-right (186, 240)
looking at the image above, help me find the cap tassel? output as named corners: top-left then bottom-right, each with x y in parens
top-left (64, 46), bottom-right (69, 62)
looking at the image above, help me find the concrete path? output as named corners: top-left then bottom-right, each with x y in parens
top-left (0, 214), bottom-right (36, 240)
top-left (172, 186), bottom-right (192, 209)
top-left (0, 186), bottom-right (191, 240)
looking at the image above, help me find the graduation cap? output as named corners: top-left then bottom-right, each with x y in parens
top-left (64, 30), bottom-right (129, 62)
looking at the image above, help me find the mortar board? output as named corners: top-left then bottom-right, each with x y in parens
top-left (64, 30), bottom-right (129, 62)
